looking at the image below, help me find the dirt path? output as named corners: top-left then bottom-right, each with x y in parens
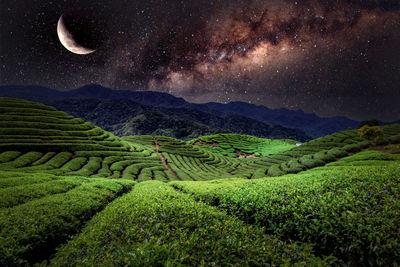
top-left (154, 138), bottom-right (180, 180)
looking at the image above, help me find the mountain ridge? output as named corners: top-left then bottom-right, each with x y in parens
top-left (0, 84), bottom-right (362, 137)
top-left (48, 98), bottom-right (311, 141)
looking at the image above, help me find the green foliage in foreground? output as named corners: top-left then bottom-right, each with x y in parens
top-left (49, 181), bottom-right (331, 266)
top-left (0, 172), bottom-right (58, 189)
top-left (0, 178), bottom-right (135, 266)
top-left (0, 177), bottom-right (86, 208)
top-left (0, 97), bottom-right (399, 265)
top-left (172, 163), bottom-right (400, 265)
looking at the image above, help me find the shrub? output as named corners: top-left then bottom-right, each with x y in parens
top-left (342, 141), bottom-right (369, 153)
top-left (0, 179), bottom-right (135, 266)
top-left (173, 165), bottom-right (400, 265)
top-left (327, 148), bottom-right (348, 158)
top-left (300, 158), bottom-right (325, 169)
top-left (268, 164), bottom-right (285, 177)
top-left (0, 177), bottom-right (85, 208)
top-left (49, 181), bottom-right (328, 266)
top-left (0, 151), bottom-right (21, 163)
top-left (313, 151), bottom-right (336, 163)
top-left (358, 125), bottom-right (384, 140)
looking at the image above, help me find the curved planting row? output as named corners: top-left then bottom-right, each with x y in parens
top-left (48, 181), bottom-right (329, 266)
top-left (243, 124), bottom-right (400, 177)
top-left (190, 133), bottom-right (296, 158)
top-left (0, 99), bottom-right (177, 181)
top-left (156, 136), bottom-right (241, 180)
top-left (0, 150), bottom-right (170, 181)
top-left (0, 177), bottom-right (135, 266)
top-left (171, 156), bottom-right (400, 266)
top-left (0, 98), bottom-right (128, 153)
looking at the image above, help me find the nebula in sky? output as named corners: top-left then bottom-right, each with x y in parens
top-left (1, 0), bottom-right (400, 120)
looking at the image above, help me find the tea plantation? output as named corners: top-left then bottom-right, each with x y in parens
top-left (0, 97), bottom-right (399, 266)
top-left (189, 133), bottom-right (298, 158)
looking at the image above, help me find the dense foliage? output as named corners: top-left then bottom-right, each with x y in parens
top-left (189, 133), bottom-right (296, 158)
top-left (49, 98), bottom-right (312, 141)
top-left (358, 125), bottom-right (384, 140)
top-left (0, 98), bottom-right (399, 265)
top-left (172, 159), bottom-right (400, 265)
top-left (50, 181), bottom-right (330, 266)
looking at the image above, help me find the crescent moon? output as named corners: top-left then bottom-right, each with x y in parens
top-left (57, 15), bottom-right (96, 55)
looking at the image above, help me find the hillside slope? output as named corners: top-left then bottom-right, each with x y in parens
top-left (189, 133), bottom-right (297, 158)
top-left (48, 98), bottom-right (311, 141)
top-left (0, 84), bottom-right (362, 138)
top-left (0, 98), bottom-right (400, 265)
top-left (1, 97), bottom-right (400, 181)
top-left (204, 101), bottom-right (359, 138)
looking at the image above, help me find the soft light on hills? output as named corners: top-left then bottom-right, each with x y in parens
top-left (0, 97), bottom-right (400, 265)
top-left (190, 133), bottom-right (297, 158)
top-left (0, 85), bottom-right (363, 137)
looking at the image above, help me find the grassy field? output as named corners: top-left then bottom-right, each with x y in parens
top-left (0, 97), bottom-right (399, 265)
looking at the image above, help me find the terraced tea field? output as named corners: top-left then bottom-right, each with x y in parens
top-left (172, 155), bottom-right (400, 265)
top-left (1, 97), bottom-right (399, 265)
top-left (189, 133), bottom-right (298, 158)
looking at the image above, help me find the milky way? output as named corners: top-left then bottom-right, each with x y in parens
top-left (146, 1), bottom-right (399, 94)
top-left (1, 0), bottom-right (400, 120)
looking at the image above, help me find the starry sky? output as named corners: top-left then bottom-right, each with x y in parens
top-left (1, 0), bottom-right (400, 121)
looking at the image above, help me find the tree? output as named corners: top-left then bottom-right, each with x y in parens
top-left (359, 119), bottom-right (380, 128)
top-left (358, 125), bottom-right (384, 140)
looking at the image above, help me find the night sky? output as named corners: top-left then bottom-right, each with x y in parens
top-left (1, 0), bottom-right (400, 121)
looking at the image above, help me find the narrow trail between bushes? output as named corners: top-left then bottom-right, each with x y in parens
top-left (154, 138), bottom-right (180, 180)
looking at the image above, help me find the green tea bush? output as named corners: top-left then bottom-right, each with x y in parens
top-left (31, 152), bottom-right (57, 165)
top-left (49, 181), bottom-right (329, 266)
top-left (0, 177), bottom-right (86, 208)
top-left (300, 158), bottom-right (325, 169)
top-left (58, 157), bottom-right (87, 172)
top-left (75, 150), bottom-right (150, 157)
top-left (327, 148), bottom-right (348, 158)
top-left (0, 173), bottom-right (58, 189)
top-left (327, 151), bottom-right (400, 166)
top-left (67, 157), bottom-right (102, 176)
top-left (342, 144), bottom-right (360, 153)
top-left (0, 152), bottom-right (43, 168)
top-left (18, 152), bottom-right (72, 171)
top-left (122, 163), bottom-right (158, 180)
top-left (267, 164), bottom-right (285, 177)
top-left (173, 164), bottom-right (400, 265)
top-left (342, 141), bottom-right (369, 153)
top-left (313, 151), bottom-right (336, 163)
top-left (288, 159), bottom-right (306, 170)
top-left (0, 115), bottom-right (84, 124)
top-left (0, 179), bottom-right (135, 266)
top-left (0, 151), bottom-right (21, 163)
top-left (0, 121), bottom-right (93, 131)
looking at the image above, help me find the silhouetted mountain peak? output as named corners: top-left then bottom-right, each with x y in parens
top-left (0, 84), bottom-right (360, 137)
top-left (73, 84), bottom-right (112, 95)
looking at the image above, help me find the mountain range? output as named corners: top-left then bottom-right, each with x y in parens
top-left (0, 84), bottom-right (361, 139)
top-left (43, 98), bottom-right (311, 141)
